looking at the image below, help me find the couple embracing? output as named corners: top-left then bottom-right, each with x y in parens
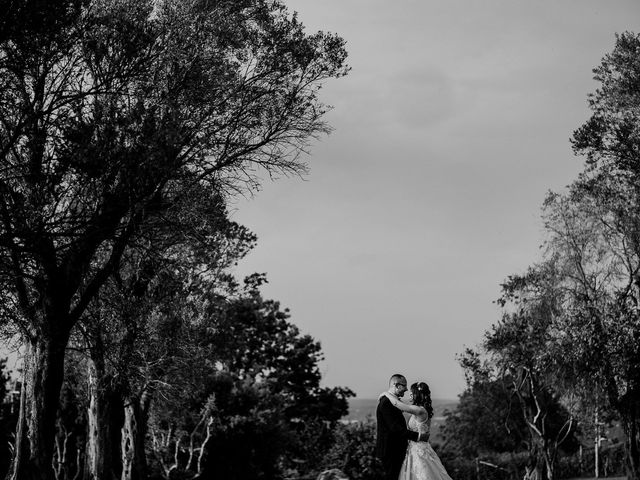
top-left (376, 374), bottom-right (454, 480)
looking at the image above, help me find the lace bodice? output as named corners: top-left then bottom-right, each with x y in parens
top-left (407, 414), bottom-right (431, 436)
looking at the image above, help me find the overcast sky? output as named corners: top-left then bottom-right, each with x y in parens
top-left (232, 0), bottom-right (640, 400)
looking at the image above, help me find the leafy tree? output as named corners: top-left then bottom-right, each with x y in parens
top-left (485, 269), bottom-right (580, 480)
top-left (440, 363), bottom-right (528, 458)
top-left (540, 188), bottom-right (640, 480)
top-left (213, 274), bottom-right (354, 423)
top-left (440, 338), bottom-right (579, 480)
top-left (76, 187), bottom-right (255, 480)
top-left (191, 374), bottom-right (291, 480)
top-left (451, 33), bottom-right (640, 480)
top-left (147, 276), bottom-right (354, 479)
top-left (0, 0), bottom-right (347, 477)
top-left (536, 31), bottom-right (640, 480)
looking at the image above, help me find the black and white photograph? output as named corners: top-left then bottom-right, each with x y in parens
top-left (1, 0), bottom-right (640, 479)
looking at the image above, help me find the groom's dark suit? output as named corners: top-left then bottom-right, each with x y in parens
top-left (375, 395), bottom-right (422, 480)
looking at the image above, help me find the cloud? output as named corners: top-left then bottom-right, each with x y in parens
top-left (385, 67), bottom-right (456, 128)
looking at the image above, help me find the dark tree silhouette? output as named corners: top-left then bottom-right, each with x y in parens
top-left (0, 0), bottom-right (348, 477)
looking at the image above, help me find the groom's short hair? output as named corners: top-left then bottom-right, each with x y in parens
top-left (389, 374), bottom-right (405, 386)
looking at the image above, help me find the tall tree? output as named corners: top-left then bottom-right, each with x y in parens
top-left (540, 31), bottom-right (640, 480)
top-left (78, 186), bottom-right (255, 480)
top-left (0, 0), bottom-right (348, 477)
top-left (541, 189), bottom-right (640, 480)
top-left (475, 268), bottom-right (580, 480)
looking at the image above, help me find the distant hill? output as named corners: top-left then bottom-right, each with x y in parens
top-left (343, 397), bottom-right (458, 441)
top-left (344, 397), bottom-right (458, 422)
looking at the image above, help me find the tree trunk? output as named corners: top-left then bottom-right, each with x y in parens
top-left (6, 332), bottom-right (70, 480)
top-left (529, 440), bottom-right (549, 480)
top-left (542, 445), bottom-right (554, 480)
top-left (121, 393), bottom-right (150, 480)
top-left (608, 385), bottom-right (640, 480)
top-left (6, 344), bottom-right (29, 480)
top-left (85, 358), bottom-right (123, 480)
top-left (621, 408), bottom-right (640, 480)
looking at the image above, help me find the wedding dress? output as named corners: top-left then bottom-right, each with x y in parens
top-left (398, 415), bottom-right (454, 480)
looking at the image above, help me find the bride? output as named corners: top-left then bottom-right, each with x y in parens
top-left (380, 382), bottom-right (454, 480)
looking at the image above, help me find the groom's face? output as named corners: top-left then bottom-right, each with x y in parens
top-left (393, 379), bottom-right (408, 398)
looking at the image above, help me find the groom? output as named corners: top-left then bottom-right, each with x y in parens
top-left (376, 374), bottom-right (427, 480)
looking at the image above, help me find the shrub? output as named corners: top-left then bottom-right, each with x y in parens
top-left (320, 421), bottom-right (385, 480)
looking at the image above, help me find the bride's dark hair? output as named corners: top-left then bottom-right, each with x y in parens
top-left (410, 382), bottom-right (434, 418)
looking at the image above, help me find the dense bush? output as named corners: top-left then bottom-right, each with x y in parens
top-left (556, 443), bottom-right (626, 479)
top-left (198, 411), bottom-right (288, 479)
top-left (319, 421), bottom-right (384, 480)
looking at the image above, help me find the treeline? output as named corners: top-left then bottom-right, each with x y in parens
top-left (0, 274), bottom-right (355, 479)
top-left (0, 0), bottom-right (353, 478)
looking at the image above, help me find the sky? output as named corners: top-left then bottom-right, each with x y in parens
top-left (232, 0), bottom-right (640, 400)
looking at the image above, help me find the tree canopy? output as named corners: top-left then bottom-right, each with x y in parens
top-left (0, 0), bottom-right (348, 477)
top-left (450, 31), bottom-right (640, 480)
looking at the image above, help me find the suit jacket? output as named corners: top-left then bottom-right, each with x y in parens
top-left (375, 396), bottom-right (418, 467)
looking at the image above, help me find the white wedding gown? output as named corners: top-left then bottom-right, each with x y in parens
top-left (398, 415), bottom-right (454, 480)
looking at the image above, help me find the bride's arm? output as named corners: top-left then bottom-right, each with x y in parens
top-left (380, 392), bottom-right (427, 416)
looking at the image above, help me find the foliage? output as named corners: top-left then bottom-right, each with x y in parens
top-left (211, 274), bottom-right (354, 423)
top-left (488, 271), bottom-right (581, 480)
top-left (537, 31), bottom-right (640, 480)
top-left (438, 31), bottom-right (640, 480)
top-left (444, 31), bottom-right (640, 480)
top-left (438, 449), bottom-right (528, 480)
top-left (194, 376), bottom-right (291, 480)
top-left (0, 0), bottom-right (348, 475)
top-left (441, 338), bottom-right (579, 480)
top-left (556, 443), bottom-right (626, 480)
top-left (319, 421), bottom-right (385, 480)
top-left (146, 279), bottom-right (354, 479)
top-left (68, 188), bottom-right (257, 478)
top-left (439, 375), bottom-right (529, 458)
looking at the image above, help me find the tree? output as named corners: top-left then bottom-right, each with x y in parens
top-left (77, 187), bottom-right (255, 480)
top-left (212, 274), bottom-right (354, 423)
top-left (440, 340), bottom-right (579, 480)
top-left (0, 0), bottom-right (348, 477)
top-left (440, 354), bottom-right (528, 459)
top-left (541, 189), bottom-right (640, 480)
top-left (147, 276), bottom-right (354, 479)
top-left (485, 268), bottom-right (581, 480)
top-left (537, 31), bottom-right (640, 480)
